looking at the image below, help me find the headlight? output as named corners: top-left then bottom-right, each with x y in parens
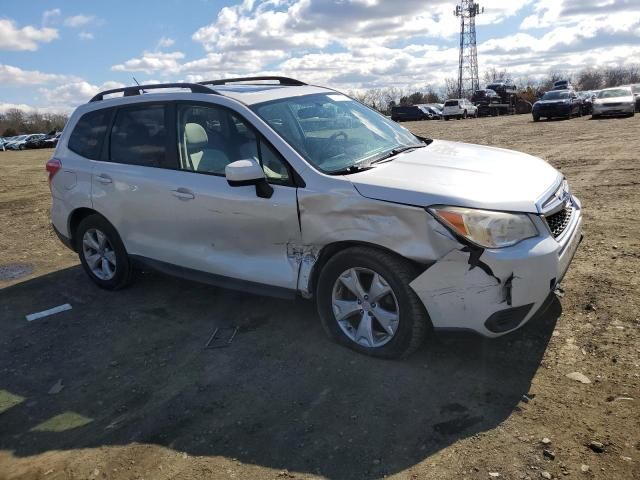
top-left (429, 206), bottom-right (538, 249)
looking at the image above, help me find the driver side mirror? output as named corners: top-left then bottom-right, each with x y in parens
top-left (225, 159), bottom-right (274, 199)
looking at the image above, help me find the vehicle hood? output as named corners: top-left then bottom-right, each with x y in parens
top-left (595, 96), bottom-right (634, 104)
top-left (535, 99), bottom-right (570, 106)
top-left (348, 140), bottom-right (561, 214)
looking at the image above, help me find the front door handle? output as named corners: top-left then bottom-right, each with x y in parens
top-left (96, 173), bottom-right (112, 184)
top-left (171, 188), bottom-right (195, 200)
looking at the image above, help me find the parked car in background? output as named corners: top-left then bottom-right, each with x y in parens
top-left (42, 132), bottom-right (63, 148)
top-left (486, 80), bottom-right (517, 96)
top-left (6, 134), bottom-right (48, 150)
top-left (592, 87), bottom-right (636, 118)
top-left (472, 88), bottom-right (501, 105)
top-left (630, 84), bottom-right (640, 112)
top-left (442, 98), bottom-right (478, 120)
top-left (25, 131), bottom-right (60, 149)
top-left (391, 105), bottom-right (434, 122)
top-left (532, 90), bottom-right (582, 121)
top-left (48, 77), bottom-right (583, 359)
top-left (418, 105), bottom-right (442, 119)
top-left (576, 91), bottom-right (594, 115)
top-left (3, 135), bottom-right (29, 150)
top-left (24, 133), bottom-right (49, 149)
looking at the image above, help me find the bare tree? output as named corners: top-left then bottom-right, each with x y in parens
top-left (482, 67), bottom-right (511, 85)
top-left (443, 77), bottom-right (459, 99)
top-left (1, 109), bottom-right (68, 137)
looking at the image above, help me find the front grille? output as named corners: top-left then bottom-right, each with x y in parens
top-left (546, 205), bottom-right (573, 238)
top-left (605, 102), bottom-right (623, 107)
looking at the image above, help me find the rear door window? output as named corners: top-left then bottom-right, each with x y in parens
top-left (109, 104), bottom-right (169, 168)
top-left (68, 109), bottom-right (112, 160)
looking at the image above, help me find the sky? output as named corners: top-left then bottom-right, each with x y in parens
top-left (1, 0), bottom-right (639, 113)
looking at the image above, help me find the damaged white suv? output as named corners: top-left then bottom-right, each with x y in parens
top-left (49, 77), bottom-right (583, 358)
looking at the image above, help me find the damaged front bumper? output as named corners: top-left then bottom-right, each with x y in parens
top-left (410, 198), bottom-right (583, 337)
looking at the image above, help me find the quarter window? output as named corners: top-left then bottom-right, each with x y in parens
top-left (68, 109), bottom-right (112, 160)
top-left (110, 104), bottom-right (168, 168)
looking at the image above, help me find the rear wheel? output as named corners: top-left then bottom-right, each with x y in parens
top-left (444, 116), bottom-right (450, 121)
top-left (462, 110), bottom-right (468, 119)
top-left (76, 214), bottom-right (134, 290)
top-left (316, 247), bottom-right (430, 359)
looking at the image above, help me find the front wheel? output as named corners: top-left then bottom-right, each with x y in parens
top-left (316, 247), bottom-right (430, 359)
top-left (444, 116), bottom-right (450, 121)
top-left (533, 114), bottom-right (540, 122)
top-left (76, 214), bottom-right (134, 290)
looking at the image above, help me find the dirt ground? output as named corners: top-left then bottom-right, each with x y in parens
top-left (1, 113), bottom-right (639, 480)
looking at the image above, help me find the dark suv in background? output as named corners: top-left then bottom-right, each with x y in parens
top-left (391, 105), bottom-right (435, 122)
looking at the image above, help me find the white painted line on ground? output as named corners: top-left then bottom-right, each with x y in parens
top-left (26, 304), bottom-right (72, 322)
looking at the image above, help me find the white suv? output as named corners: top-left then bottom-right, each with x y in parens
top-left (48, 77), bottom-right (583, 358)
top-left (442, 98), bottom-right (478, 120)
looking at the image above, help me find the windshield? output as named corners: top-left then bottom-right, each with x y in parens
top-left (598, 88), bottom-right (631, 98)
top-left (542, 91), bottom-right (569, 100)
top-left (252, 93), bottom-right (422, 174)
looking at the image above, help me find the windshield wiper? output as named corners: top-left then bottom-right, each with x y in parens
top-left (370, 144), bottom-right (426, 165)
top-left (326, 163), bottom-right (376, 175)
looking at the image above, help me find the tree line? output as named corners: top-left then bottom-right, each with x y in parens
top-left (349, 65), bottom-right (640, 114)
top-left (0, 109), bottom-right (69, 137)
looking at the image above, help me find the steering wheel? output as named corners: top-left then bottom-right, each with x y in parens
top-left (318, 131), bottom-right (349, 160)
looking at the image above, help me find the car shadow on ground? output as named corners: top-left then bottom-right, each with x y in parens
top-left (0, 266), bottom-right (561, 479)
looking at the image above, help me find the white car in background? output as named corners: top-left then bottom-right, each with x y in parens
top-left (592, 87), bottom-right (635, 118)
top-left (442, 98), bottom-right (478, 120)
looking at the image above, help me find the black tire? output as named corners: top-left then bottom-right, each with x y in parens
top-left (316, 246), bottom-right (430, 359)
top-left (76, 214), bottom-right (134, 290)
top-left (444, 116), bottom-right (450, 121)
top-left (533, 114), bottom-right (540, 122)
top-left (463, 110), bottom-right (468, 119)
top-left (592, 114), bottom-right (600, 119)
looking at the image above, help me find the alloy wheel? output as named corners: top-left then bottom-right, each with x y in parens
top-left (331, 267), bottom-right (400, 348)
top-left (82, 228), bottom-right (117, 281)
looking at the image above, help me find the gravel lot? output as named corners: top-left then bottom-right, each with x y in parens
top-left (1, 113), bottom-right (639, 480)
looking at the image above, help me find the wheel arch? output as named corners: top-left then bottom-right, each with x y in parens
top-left (307, 240), bottom-right (427, 299)
top-left (68, 208), bottom-right (116, 249)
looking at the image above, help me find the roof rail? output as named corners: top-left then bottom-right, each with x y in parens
top-left (199, 76), bottom-right (307, 86)
top-left (89, 83), bottom-right (218, 102)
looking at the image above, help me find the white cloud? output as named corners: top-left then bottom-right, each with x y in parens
top-left (43, 9), bottom-right (62, 25)
top-left (157, 36), bottom-right (175, 48)
top-left (0, 64), bottom-right (78, 86)
top-left (0, 18), bottom-right (58, 51)
top-left (39, 81), bottom-right (126, 112)
top-left (79, 32), bottom-right (94, 40)
top-left (0, 102), bottom-right (67, 114)
top-left (64, 15), bottom-right (95, 28)
top-left (112, 51), bottom-right (186, 74)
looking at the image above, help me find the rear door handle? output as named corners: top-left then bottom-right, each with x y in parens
top-left (171, 188), bottom-right (195, 200)
top-left (96, 173), bottom-right (113, 184)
